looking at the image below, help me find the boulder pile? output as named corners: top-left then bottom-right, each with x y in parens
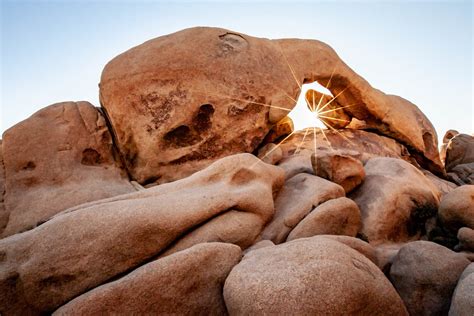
top-left (1, 27), bottom-right (473, 315)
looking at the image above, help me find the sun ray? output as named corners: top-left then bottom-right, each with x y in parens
top-left (318, 126), bottom-right (335, 152)
top-left (317, 115), bottom-right (351, 123)
top-left (312, 127), bottom-right (317, 156)
top-left (317, 86), bottom-right (350, 113)
top-left (324, 123), bottom-right (356, 146)
top-left (317, 103), bottom-right (360, 116)
top-left (251, 131), bottom-right (295, 169)
top-left (294, 128), bottom-right (310, 154)
top-left (315, 65), bottom-right (338, 113)
top-left (277, 43), bottom-right (302, 91)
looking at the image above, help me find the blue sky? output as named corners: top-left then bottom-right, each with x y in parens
top-left (1, 0), bottom-right (473, 144)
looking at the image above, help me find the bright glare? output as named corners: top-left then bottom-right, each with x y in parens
top-left (288, 81), bottom-right (332, 131)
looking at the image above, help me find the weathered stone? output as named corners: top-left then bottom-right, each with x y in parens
top-left (422, 170), bottom-right (457, 196)
top-left (257, 143), bottom-right (283, 165)
top-left (457, 227), bottom-right (474, 252)
top-left (243, 240), bottom-right (275, 255)
top-left (279, 128), bottom-right (415, 167)
top-left (160, 210), bottom-right (264, 257)
top-left (440, 129), bottom-right (459, 165)
top-left (287, 197), bottom-right (361, 241)
top-left (390, 241), bottom-right (470, 315)
top-left (445, 134), bottom-right (474, 171)
top-left (316, 235), bottom-right (378, 266)
top-left (1, 101), bottom-right (134, 237)
top-left (54, 243), bottom-right (241, 315)
top-left (448, 162), bottom-right (474, 185)
top-left (260, 173), bottom-right (345, 243)
top-left (439, 185), bottom-right (474, 232)
top-left (350, 158), bottom-right (440, 244)
top-left (311, 152), bottom-right (365, 193)
top-left (276, 150), bottom-right (313, 179)
top-left (224, 236), bottom-right (408, 315)
top-left (100, 27), bottom-right (442, 184)
top-left (261, 116), bottom-right (294, 144)
top-left (0, 153), bottom-right (284, 315)
top-left (449, 263), bottom-right (474, 316)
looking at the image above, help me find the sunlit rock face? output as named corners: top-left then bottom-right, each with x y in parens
top-left (100, 26), bottom-right (442, 185)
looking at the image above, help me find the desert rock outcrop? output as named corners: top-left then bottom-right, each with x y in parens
top-left (1, 101), bottom-right (134, 237)
top-left (0, 153), bottom-right (283, 314)
top-left (99, 27), bottom-right (442, 185)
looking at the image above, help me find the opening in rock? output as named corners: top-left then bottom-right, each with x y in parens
top-left (288, 81), bottom-right (332, 131)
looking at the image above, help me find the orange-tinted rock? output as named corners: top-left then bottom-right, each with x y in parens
top-left (54, 243), bottom-right (241, 315)
top-left (1, 101), bottom-right (134, 237)
top-left (100, 27), bottom-right (300, 184)
top-left (311, 151), bottom-right (365, 193)
top-left (100, 27), bottom-right (442, 184)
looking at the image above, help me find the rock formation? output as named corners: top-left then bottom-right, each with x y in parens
top-left (1, 27), bottom-right (471, 315)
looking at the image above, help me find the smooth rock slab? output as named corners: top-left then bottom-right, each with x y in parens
top-left (260, 173), bottom-right (345, 243)
top-left (390, 241), bottom-right (470, 315)
top-left (224, 236), bottom-right (408, 315)
top-left (286, 197), bottom-right (361, 241)
top-left (54, 243), bottom-right (241, 315)
top-left (0, 153), bottom-right (284, 315)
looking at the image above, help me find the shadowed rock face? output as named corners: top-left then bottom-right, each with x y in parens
top-left (100, 26), bottom-right (442, 184)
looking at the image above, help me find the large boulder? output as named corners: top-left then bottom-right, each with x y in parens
top-left (438, 185), bottom-right (474, 232)
top-left (54, 243), bottom-right (241, 315)
top-left (390, 241), bottom-right (470, 315)
top-left (0, 153), bottom-right (284, 315)
top-left (449, 263), bottom-right (474, 316)
top-left (99, 27), bottom-right (442, 185)
top-left (350, 157), bottom-right (440, 244)
top-left (260, 173), bottom-right (345, 243)
top-left (1, 101), bottom-right (135, 237)
top-left (286, 197), bottom-right (361, 241)
top-left (445, 134), bottom-right (474, 172)
top-left (223, 236), bottom-right (408, 315)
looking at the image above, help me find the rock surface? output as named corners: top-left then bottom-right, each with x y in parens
top-left (445, 134), bottom-right (474, 185)
top-left (449, 263), bottom-right (474, 316)
top-left (287, 197), bottom-right (361, 241)
top-left (457, 227), bottom-right (474, 252)
top-left (99, 27), bottom-right (442, 184)
top-left (0, 153), bottom-right (284, 314)
top-left (439, 185), bottom-right (474, 232)
top-left (390, 241), bottom-right (470, 315)
top-left (311, 151), bottom-right (365, 193)
top-left (260, 173), bottom-right (345, 243)
top-left (224, 236), bottom-right (408, 315)
top-left (1, 101), bottom-right (134, 237)
top-left (350, 157), bottom-right (440, 244)
top-left (54, 243), bottom-right (241, 315)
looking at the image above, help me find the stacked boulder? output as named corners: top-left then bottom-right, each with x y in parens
top-left (1, 27), bottom-right (472, 315)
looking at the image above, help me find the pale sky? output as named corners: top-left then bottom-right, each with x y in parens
top-left (1, 0), bottom-right (473, 145)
